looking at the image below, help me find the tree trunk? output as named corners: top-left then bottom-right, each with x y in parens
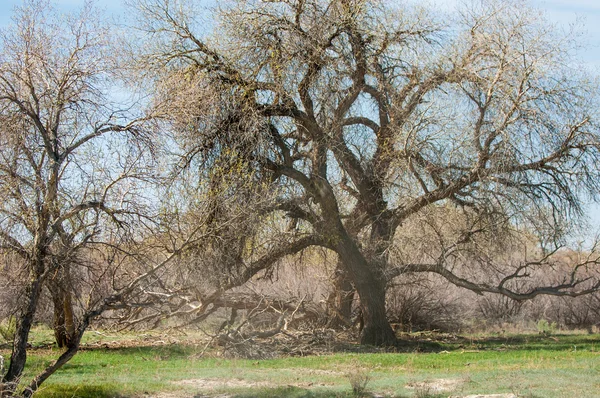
top-left (1, 278), bottom-right (44, 395)
top-left (326, 259), bottom-right (355, 329)
top-left (335, 232), bottom-right (396, 346)
top-left (49, 288), bottom-right (76, 348)
top-left (313, 178), bottom-right (394, 345)
top-left (52, 290), bottom-right (67, 348)
top-left (48, 267), bottom-right (76, 349)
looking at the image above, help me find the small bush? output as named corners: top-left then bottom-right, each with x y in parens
top-left (346, 363), bottom-right (371, 397)
top-left (386, 275), bottom-right (466, 332)
top-left (536, 319), bottom-right (558, 335)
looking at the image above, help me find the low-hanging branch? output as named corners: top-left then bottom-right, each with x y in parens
top-left (387, 255), bottom-right (600, 301)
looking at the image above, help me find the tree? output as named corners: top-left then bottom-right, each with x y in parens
top-left (0, 0), bottom-right (157, 394)
top-left (137, 0), bottom-right (600, 346)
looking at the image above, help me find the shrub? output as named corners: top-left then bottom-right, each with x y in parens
top-left (346, 363), bottom-right (371, 397)
top-left (536, 319), bottom-right (558, 335)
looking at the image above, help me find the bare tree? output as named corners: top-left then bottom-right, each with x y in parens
top-left (135, 0), bottom-right (600, 346)
top-left (0, 0), bottom-right (160, 394)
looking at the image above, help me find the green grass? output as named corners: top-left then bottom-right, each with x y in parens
top-left (2, 331), bottom-right (599, 397)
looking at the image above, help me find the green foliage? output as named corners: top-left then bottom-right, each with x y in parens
top-left (0, 316), bottom-right (16, 342)
top-left (536, 319), bottom-right (558, 335)
top-left (26, 384), bottom-right (124, 398)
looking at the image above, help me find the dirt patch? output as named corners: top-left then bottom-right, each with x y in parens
top-left (145, 394), bottom-right (232, 398)
top-left (449, 395), bottom-right (517, 398)
top-left (405, 378), bottom-right (463, 393)
top-left (174, 372), bottom-right (339, 391)
top-left (175, 378), bottom-right (274, 389)
top-left (160, 377), bottom-right (335, 398)
top-left (293, 368), bottom-right (345, 376)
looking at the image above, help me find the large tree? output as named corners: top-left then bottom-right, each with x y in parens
top-left (139, 0), bottom-right (600, 345)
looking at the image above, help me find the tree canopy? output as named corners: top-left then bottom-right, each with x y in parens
top-left (2, 0), bottom-right (600, 394)
top-left (133, 0), bottom-right (600, 345)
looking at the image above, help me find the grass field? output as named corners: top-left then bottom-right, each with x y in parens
top-left (2, 329), bottom-right (599, 398)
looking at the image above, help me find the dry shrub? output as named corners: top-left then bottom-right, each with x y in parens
top-left (556, 293), bottom-right (600, 329)
top-left (525, 293), bottom-right (600, 331)
top-left (0, 254), bottom-right (27, 321)
top-left (386, 274), bottom-right (470, 332)
top-left (476, 293), bottom-right (526, 324)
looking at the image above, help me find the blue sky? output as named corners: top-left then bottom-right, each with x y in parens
top-left (0, 0), bottom-right (124, 26)
top-left (535, 0), bottom-right (600, 67)
top-left (1, 0), bottom-right (599, 237)
top-left (1, 0), bottom-right (597, 65)
top-left (1, 0), bottom-right (598, 61)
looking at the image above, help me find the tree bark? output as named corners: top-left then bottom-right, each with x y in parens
top-left (48, 269), bottom-right (76, 349)
top-left (335, 232), bottom-right (396, 346)
top-left (50, 290), bottom-right (75, 349)
top-left (326, 259), bottom-right (355, 329)
top-left (313, 177), bottom-right (395, 346)
top-left (21, 345), bottom-right (78, 398)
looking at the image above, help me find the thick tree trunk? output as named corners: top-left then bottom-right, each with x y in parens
top-left (48, 280), bottom-right (76, 349)
top-left (313, 178), bottom-right (395, 346)
top-left (326, 260), bottom-right (355, 329)
top-left (1, 278), bottom-right (44, 395)
top-left (47, 264), bottom-right (76, 348)
top-left (336, 233), bottom-right (396, 346)
top-left (51, 290), bottom-right (68, 348)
